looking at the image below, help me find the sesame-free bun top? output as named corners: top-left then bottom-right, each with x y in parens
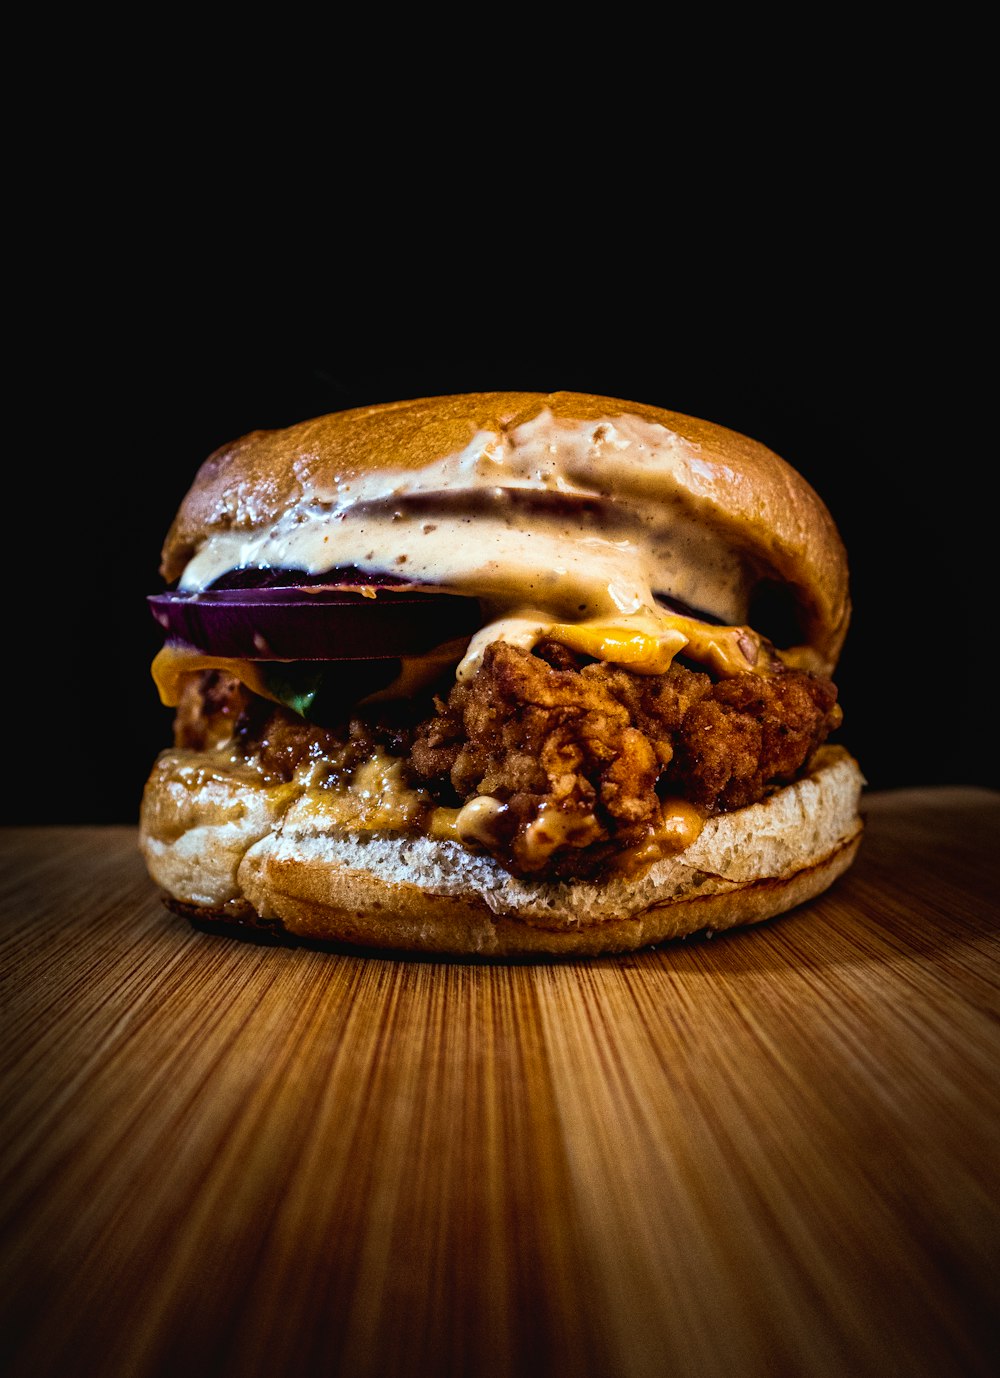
top-left (162, 391), bottom-right (850, 671)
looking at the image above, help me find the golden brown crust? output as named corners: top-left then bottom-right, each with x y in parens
top-left (161, 391), bottom-right (850, 668)
top-left (160, 829), bottom-right (862, 957)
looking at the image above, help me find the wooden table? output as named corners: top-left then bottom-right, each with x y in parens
top-left (1, 789), bottom-right (998, 1378)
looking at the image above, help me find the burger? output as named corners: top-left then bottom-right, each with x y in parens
top-left (140, 391), bottom-right (863, 955)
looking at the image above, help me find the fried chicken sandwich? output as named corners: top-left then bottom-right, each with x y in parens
top-left (140, 391), bottom-right (863, 954)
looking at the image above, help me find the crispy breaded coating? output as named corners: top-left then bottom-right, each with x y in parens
top-left (174, 670), bottom-right (253, 751)
top-left (175, 672), bottom-right (411, 785)
top-left (177, 641), bottom-right (841, 880)
top-left (409, 641), bottom-right (840, 875)
top-left (671, 672), bottom-right (842, 810)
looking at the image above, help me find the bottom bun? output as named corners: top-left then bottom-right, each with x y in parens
top-left (141, 745), bottom-right (863, 956)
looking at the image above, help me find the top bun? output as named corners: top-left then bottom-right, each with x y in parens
top-left (162, 392), bottom-right (850, 671)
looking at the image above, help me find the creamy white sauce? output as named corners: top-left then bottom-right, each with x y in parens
top-left (455, 795), bottom-right (507, 846)
top-left (178, 411), bottom-right (755, 668)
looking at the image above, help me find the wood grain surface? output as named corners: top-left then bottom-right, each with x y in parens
top-left (1, 789), bottom-right (998, 1378)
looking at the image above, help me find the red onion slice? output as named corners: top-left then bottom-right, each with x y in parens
top-left (148, 584), bottom-right (481, 660)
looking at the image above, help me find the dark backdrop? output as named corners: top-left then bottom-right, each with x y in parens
top-left (6, 292), bottom-right (993, 824)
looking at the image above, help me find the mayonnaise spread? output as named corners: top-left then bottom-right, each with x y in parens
top-left (177, 410), bottom-right (771, 681)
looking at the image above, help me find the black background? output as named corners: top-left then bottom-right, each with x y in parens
top-left (5, 268), bottom-right (994, 824)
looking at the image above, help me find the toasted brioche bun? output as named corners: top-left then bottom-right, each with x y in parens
top-left (140, 746), bottom-right (863, 957)
top-left (162, 392), bottom-right (850, 672)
